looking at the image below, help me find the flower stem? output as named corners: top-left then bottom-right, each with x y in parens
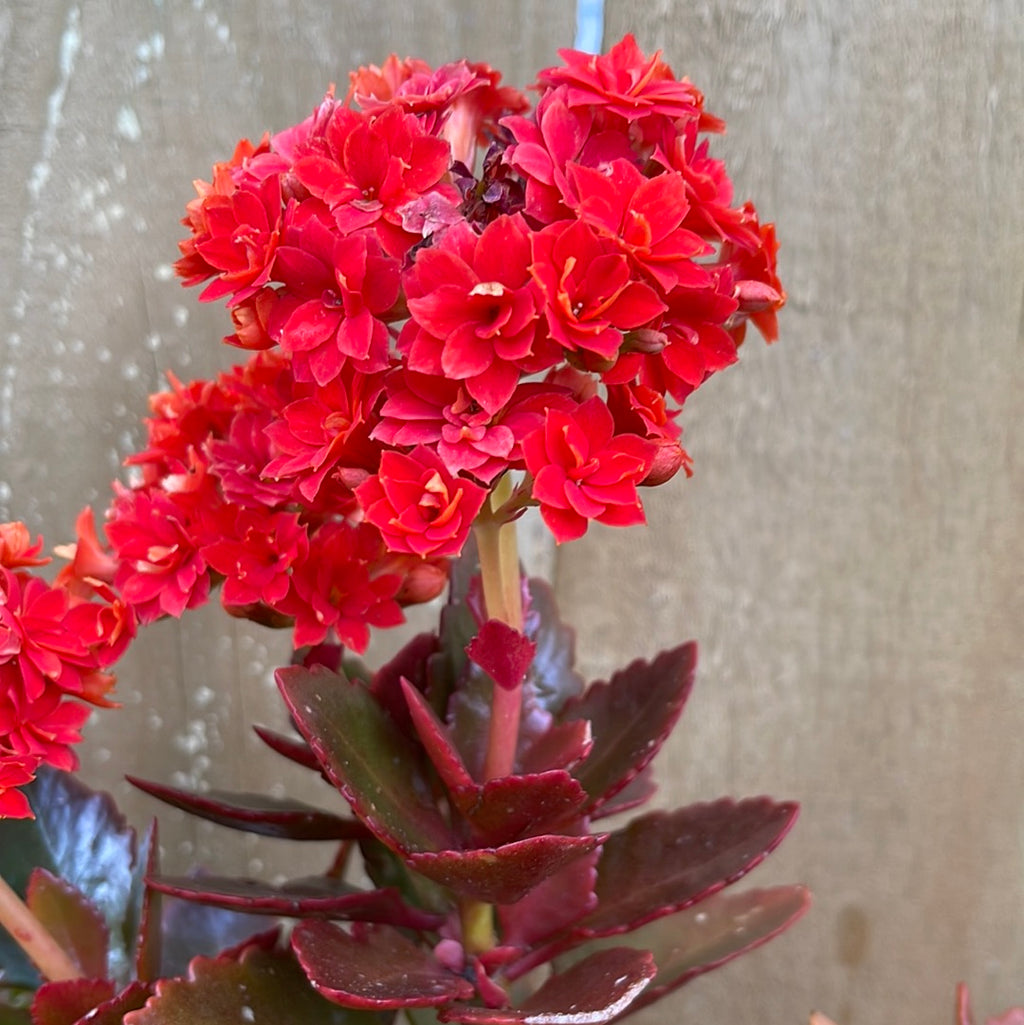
top-left (474, 475), bottom-right (524, 783)
top-left (0, 873), bottom-right (82, 982)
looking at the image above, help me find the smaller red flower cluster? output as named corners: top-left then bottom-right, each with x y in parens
top-left (0, 519), bottom-right (134, 818)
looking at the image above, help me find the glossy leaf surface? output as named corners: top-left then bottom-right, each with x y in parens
top-left (291, 921), bottom-right (475, 1009)
top-left (439, 947), bottom-right (655, 1024)
top-left (25, 870), bottom-right (108, 979)
top-left (408, 833), bottom-right (603, 905)
top-left (30, 978), bottom-right (115, 1025)
top-left (277, 663), bottom-right (454, 853)
top-left (123, 942), bottom-right (372, 1025)
top-left (578, 798), bottom-right (799, 936)
top-left (562, 643), bottom-right (696, 809)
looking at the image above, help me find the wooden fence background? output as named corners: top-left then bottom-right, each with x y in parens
top-left (2, 2), bottom-right (1022, 1023)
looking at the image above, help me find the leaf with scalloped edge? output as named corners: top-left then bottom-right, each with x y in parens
top-left (65, 982), bottom-right (151, 1025)
top-left (590, 766), bottom-right (657, 820)
top-left (291, 921), bottom-right (475, 1009)
top-left (401, 677), bottom-right (475, 795)
top-left (454, 772), bottom-right (587, 846)
top-left (408, 833), bottom-right (604, 905)
top-left (517, 718), bottom-right (592, 774)
top-left (556, 885), bottom-right (810, 1011)
top-left (467, 620), bottom-right (536, 692)
top-left (277, 663), bottom-right (454, 854)
top-left (578, 798), bottom-right (799, 938)
top-left (561, 643), bottom-right (696, 810)
top-left (371, 631), bottom-right (440, 735)
top-left (146, 875), bottom-right (442, 929)
top-left (25, 870), bottom-right (108, 979)
top-left (438, 947), bottom-right (655, 1024)
top-left (30, 978), bottom-right (115, 1025)
top-left (126, 777), bottom-right (366, 841)
top-left (122, 941), bottom-right (373, 1025)
top-left (498, 846), bottom-right (599, 949)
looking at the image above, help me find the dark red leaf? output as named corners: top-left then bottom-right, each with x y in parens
top-left (122, 942), bottom-right (369, 1025)
top-left (252, 725), bottom-right (322, 772)
top-left (408, 833), bottom-right (604, 905)
top-left (126, 776), bottom-right (366, 841)
top-left (439, 947), bottom-right (655, 1024)
top-left (26, 870), bottom-right (108, 979)
top-left (291, 921), bottom-right (475, 1009)
top-left (562, 643), bottom-right (696, 810)
top-left (277, 664), bottom-right (455, 854)
top-left (517, 719), bottom-right (592, 774)
top-left (589, 767), bottom-right (657, 820)
top-left (498, 846), bottom-right (599, 949)
top-left (371, 632), bottom-right (440, 735)
top-left (522, 578), bottom-right (585, 715)
top-left (147, 875), bottom-right (441, 929)
top-left (579, 798), bottom-right (799, 937)
top-left (455, 772), bottom-right (587, 846)
top-left (554, 885), bottom-right (810, 1014)
top-left (31, 978), bottom-right (114, 1025)
top-left (401, 677), bottom-right (475, 795)
top-left (71, 982), bottom-right (152, 1025)
top-left (467, 620), bottom-right (536, 692)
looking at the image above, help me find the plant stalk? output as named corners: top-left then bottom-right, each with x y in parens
top-left (474, 475), bottom-right (524, 783)
top-left (0, 873), bottom-right (82, 982)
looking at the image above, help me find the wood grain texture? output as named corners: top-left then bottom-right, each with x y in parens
top-left (1, 2), bottom-right (1022, 1024)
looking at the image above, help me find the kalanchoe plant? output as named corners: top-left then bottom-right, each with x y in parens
top-left (0, 34), bottom-right (804, 1025)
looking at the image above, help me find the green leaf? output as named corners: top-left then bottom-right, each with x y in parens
top-left (277, 664), bottom-right (454, 854)
top-left (122, 942), bottom-right (375, 1025)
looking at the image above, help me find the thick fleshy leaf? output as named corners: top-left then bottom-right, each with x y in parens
top-left (408, 833), bottom-right (604, 905)
top-left (555, 885), bottom-right (811, 1011)
top-left (66, 982), bottom-right (151, 1025)
top-left (589, 767), bottom-right (656, 820)
top-left (358, 836), bottom-right (454, 917)
top-left (25, 870), bottom-right (108, 979)
top-left (439, 947), bottom-right (655, 1024)
top-left (126, 777), bottom-right (366, 841)
top-left (578, 798), bottom-right (799, 937)
top-left (291, 921), bottom-right (475, 1009)
top-left (30, 978), bottom-right (114, 1025)
top-left (277, 664), bottom-right (454, 854)
top-left (561, 643), bottom-right (696, 809)
top-left (401, 677), bottom-right (475, 795)
top-left (498, 847), bottom-right (599, 949)
top-left (252, 725), bottom-right (322, 773)
top-left (0, 768), bottom-right (138, 988)
top-left (517, 718), bottom-right (592, 774)
top-left (147, 875), bottom-right (441, 929)
top-left (371, 632), bottom-right (440, 735)
top-left (123, 942), bottom-right (372, 1025)
top-left (454, 772), bottom-right (587, 845)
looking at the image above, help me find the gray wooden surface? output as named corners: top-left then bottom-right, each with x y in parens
top-left (2, 3), bottom-right (1022, 1024)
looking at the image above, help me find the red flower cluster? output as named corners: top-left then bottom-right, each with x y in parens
top-left (0, 518), bottom-right (134, 818)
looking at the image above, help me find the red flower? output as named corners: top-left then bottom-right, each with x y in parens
top-left (402, 216), bottom-right (556, 414)
top-left (522, 397), bottom-right (656, 543)
top-left (0, 522), bottom-right (48, 569)
top-left (293, 104), bottom-right (452, 258)
top-left (568, 159), bottom-right (710, 292)
top-left (176, 168), bottom-right (283, 306)
top-left (0, 752), bottom-right (38, 819)
top-left (281, 521), bottom-right (406, 652)
top-left (202, 508), bottom-right (308, 610)
top-left (537, 34), bottom-right (716, 130)
top-left (53, 507), bottom-right (119, 596)
top-left (356, 447), bottom-right (488, 558)
top-left (530, 219), bottom-right (666, 363)
top-left (270, 207), bottom-right (400, 382)
top-left (106, 486), bottom-right (210, 623)
top-left (0, 669), bottom-right (91, 772)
